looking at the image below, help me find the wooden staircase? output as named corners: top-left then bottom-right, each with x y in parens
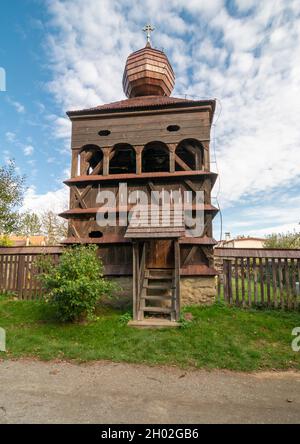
top-left (138, 268), bottom-right (178, 322)
top-left (129, 240), bottom-right (181, 328)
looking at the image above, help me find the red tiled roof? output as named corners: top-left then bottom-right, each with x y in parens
top-left (67, 95), bottom-right (215, 117)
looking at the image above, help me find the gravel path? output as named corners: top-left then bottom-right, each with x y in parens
top-left (0, 360), bottom-right (299, 424)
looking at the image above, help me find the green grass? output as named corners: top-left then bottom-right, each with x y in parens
top-left (0, 294), bottom-right (300, 371)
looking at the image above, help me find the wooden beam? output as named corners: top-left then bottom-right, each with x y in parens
top-left (202, 246), bottom-right (214, 268)
top-left (182, 245), bottom-right (198, 266)
top-left (74, 187), bottom-right (87, 209)
top-left (175, 154), bottom-right (192, 171)
top-left (215, 248), bottom-right (300, 259)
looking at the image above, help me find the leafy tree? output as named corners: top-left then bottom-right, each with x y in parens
top-left (38, 245), bottom-right (117, 322)
top-left (264, 230), bottom-right (300, 249)
top-left (0, 160), bottom-right (25, 234)
top-left (18, 212), bottom-right (42, 237)
top-left (40, 210), bottom-right (67, 245)
top-left (0, 235), bottom-right (13, 247)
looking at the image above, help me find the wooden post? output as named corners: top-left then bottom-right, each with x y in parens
top-left (103, 147), bottom-right (113, 176)
top-left (272, 258), bottom-right (278, 308)
top-left (174, 240), bottom-right (180, 321)
top-left (253, 258), bottom-right (258, 305)
top-left (246, 257), bottom-right (251, 306)
top-left (259, 258), bottom-right (264, 305)
top-left (241, 258), bottom-right (245, 306)
top-left (285, 258), bottom-right (291, 309)
top-left (80, 150), bottom-right (89, 175)
top-left (134, 145), bottom-right (144, 174)
top-left (266, 258), bottom-right (271, 307)
top-left (168, 143), bottom-right (176, 173)
top-left (132, 242), bottom-right (138, 320)
top-left (228, 260), bottom-right (233, 304)
top-left (201, 141), bottom-right (210, 170)
top-left (235, 258), bottom-right (239, 305)
top-left (71, 149), bottom-right (80, 177)
top-left (17, 255), bottom-right (25, 300)
top-left (223, 259), bottom-right (229, 302)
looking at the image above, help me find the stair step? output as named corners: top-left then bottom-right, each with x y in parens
top-left (146, 275), bottom-right (173, 280)
top-left (147, 268), bottom-right (174, 272)
top-left (144, 284), bottom-right (174, 290)
top-left (142, 307), bottom-right (173, 313)
top-left (128, 318), bottom-right (180, 329)
top-left (141, 295), bottom-right (173, 301)
top-left (146, 269), bottom-right (174, 275)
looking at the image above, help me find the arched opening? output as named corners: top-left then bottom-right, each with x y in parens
top-left (175, 139), bottom-right (204, 171)
top-left (142, 142), bottom-right (170, 173)
top-left (79, 145), bottom-right (103, 175)
top-left (109, 144), bottom-right (136, 174)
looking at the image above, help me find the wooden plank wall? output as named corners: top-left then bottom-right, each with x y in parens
top-left (215, 248), bottom-right (300, 309)
top-left (71, 109), bottom-right (211, 150)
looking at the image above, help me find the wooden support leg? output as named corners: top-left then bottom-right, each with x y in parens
top-left (174, 240), bottom-right (181, 321)
top-left (132, 242), bottom-right (139, 320)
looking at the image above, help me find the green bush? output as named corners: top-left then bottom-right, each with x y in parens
top-left (38, 245), bottom-right (116, 322)
top-left (0, 235), bottom-right (13, 247)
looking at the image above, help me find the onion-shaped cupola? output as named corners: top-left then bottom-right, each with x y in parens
top-left (123, 24), bottom-right (175, 98)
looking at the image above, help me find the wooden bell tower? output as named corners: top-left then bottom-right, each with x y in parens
top-left (61, 28), bottom-right (218, 326)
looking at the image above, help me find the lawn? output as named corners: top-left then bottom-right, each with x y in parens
top-left (0, 294), bottom-right (300, 371)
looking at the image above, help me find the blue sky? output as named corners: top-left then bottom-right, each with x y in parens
top-left (1, 0), bottom-right (300, 240)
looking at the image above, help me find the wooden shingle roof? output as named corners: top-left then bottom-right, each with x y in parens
top-left (125, 206), bottom-right (185, 239)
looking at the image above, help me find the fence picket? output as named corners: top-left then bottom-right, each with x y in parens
top-left (266, 258), bottom-right (271, 307)
top-left (259, 258), bottom-right (264, 305)
top-left (241, 258), bottom-right (245, 306)
top-left (272, 259), bottom-right (278, 308)
top-left (253, 258), bottom-right (258, 305)
top-left (278, 259), bottom-right (284, 309)
top-left (285, 258), bottom-right (291, 309)
top-left (235, 258), bottom-right (239, 306)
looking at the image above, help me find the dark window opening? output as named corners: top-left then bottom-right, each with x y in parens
top-left (88, 150), bottom-right (103, 173)
top-left (80, 145), bottom-right (103, 175)
top-left (89, 231), bottom-right (103, 239)
top-left (109, 144), bottom-right (136, 174)
top-left (142, 142), bottom-right (169, 173)
top-left (98, 130), bottom-right (111, 136)
top-left (175, 139), bottom-right (203, 171)
top-left (167, 125), bottom-right (180, 132)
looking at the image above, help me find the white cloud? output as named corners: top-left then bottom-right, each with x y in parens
top-left (7, 97), bottom-right (25, 113)
top-left (5, 132), bottom-right (16, 143)
top-left (23, 145), bottom-right (34, 156)
top-left (22, 185), bottom-right (69, 215)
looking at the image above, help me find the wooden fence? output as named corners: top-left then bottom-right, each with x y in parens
top-left (0, 247), bottom-right (63, 300)
top-left (215, 248), bottom-right (300, 309)
top-left (2, 246), bottom-right (300, 308)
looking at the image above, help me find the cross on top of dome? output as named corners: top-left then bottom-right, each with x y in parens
top-left (143, 24), bottom-right (155, 47)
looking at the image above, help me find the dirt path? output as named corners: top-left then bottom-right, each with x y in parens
top-left (0, 360), bottom-right (299, 424)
